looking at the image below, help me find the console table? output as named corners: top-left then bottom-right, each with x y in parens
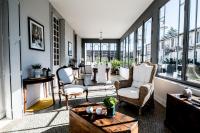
top-left (23, 75), bottom-right (55, 112)
top-left (165, 93), bottom-right (200, 133)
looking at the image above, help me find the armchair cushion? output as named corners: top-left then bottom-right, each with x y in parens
top-left (63, 85), bottom-right (85, 95)
top-left (58, 67), bottom-right (74, 84)
top-left (132, 63), bottom-right (153, 88)
top-left (118, 87), bottom-right (139, 99)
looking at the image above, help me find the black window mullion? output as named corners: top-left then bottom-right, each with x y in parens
top-left (142, 23), bottom-right (145, 63)
top-left (182, 0), bottom-right (190, 81)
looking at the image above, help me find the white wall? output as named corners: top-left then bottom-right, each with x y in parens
top-left (20, 0), bottom-right (50, 108)
top-left (154, 77), bottom-right (200, 107)
top-left (8, 0), bottom-right (23, 119)
top-left (76, 35), bottom-right (82, 65)
top-left (65, 21), bottom-right (74, 64)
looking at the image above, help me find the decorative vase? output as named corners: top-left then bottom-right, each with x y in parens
top-left (34, 69), bottom-right (41, 78)
top-left (107, 106), bottom-right (115, 117)
top-left (183, 88), bottom-right (192, 99)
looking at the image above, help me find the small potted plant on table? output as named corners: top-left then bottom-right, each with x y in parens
top-left (32, 64), bottom-right (42, 78)
top-left (103, 96), bottom-right (118, 117)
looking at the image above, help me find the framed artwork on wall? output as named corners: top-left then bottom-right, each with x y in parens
top-left (28, 17), bottom-right (45, 51)
top-left (68, 41), bottom-right (72, 56)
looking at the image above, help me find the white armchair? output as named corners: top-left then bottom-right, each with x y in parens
top-left (56, 66), bottom-right (88, 109)
top-left (114, 62), bottom-right (157, 115)
top-left (96, 64), bottom-right (107, 83)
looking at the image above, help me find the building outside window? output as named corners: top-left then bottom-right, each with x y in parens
top-left (186, 0), bottom-right (200, 83)
top-left (110, 43), bottom-right (117, 61)
top-left (136, 26), bottom-right (143, 64)
top-left (85, 42), bottom-right (118, 64)
top-left (144, 18), bottom-right (152, 62)
top-left (158, 0), bottom-right (184, 80)
top-left (129, 32), bottom-right (134, 65)
top-left (93, 43), bottom-right (101, 63)
top-left (85, 43), bottom-right (93, 65)
top-left (125, 37), bottom-right (129, 67)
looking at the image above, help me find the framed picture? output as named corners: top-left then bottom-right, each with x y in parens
top-left (28, 17), bottom-right (45, 51)
top-left (68, 41), bottom-right (72, 56)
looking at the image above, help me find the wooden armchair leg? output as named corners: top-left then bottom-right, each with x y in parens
top-left (85, 90), bottom-right (88, 102)
top-left (65, 95), bottom-right (69, 110)
top-left (59, 91), bottom-right (62, 105)
top-left (138, 107), bottom-right (142, 115)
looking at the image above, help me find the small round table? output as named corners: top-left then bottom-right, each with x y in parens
top-left (23, 75), bottom-right (55, 112)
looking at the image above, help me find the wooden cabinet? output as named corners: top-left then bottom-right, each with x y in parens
top-left (165, 94), bottom-right (200, 133)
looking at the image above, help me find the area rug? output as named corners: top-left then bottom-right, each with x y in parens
top-left (26, 98), bottom-right (53, 112)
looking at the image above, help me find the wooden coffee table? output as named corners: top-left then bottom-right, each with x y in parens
top-left (69, 103), bottom-right (138, 133)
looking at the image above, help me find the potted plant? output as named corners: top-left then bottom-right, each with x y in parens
top-left (103, 96), bottom-right (118, 117)
top-left (32, 64), bottom-right (42, 78)
top-left (111, 59), bottom-right (121, 75)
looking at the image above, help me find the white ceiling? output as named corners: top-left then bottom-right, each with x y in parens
top-left (49, 0), bottom-right (154, 39)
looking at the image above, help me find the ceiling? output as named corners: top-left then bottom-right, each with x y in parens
top-left (49, 0), bottom-right (154, 39)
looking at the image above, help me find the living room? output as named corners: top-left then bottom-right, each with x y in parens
top-left (0, 0), bottom-right (200, 132)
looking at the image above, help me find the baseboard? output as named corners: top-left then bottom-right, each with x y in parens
top-left (154, 94), bottom-right (166, 107)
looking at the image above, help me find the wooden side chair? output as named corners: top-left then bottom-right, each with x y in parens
top-left (56, 66), bottom-right (88, 109)
top-left (114, 62), bottom-right (157, 115)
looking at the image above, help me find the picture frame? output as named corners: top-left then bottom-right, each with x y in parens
top-left (28, 17), bottom-right (45, 51)
top-left (68, 41), bottom-right (72, 56)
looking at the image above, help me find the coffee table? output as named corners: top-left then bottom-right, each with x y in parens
top-left (69, 103), bottom-right (138, 133)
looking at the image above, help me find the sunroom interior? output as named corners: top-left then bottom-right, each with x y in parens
top-left (0, 0), bottom-right (200, 132)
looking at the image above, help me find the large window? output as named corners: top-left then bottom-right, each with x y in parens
top-left (120, 33), bottom-right (135, 67)
top-left (85, 43), bottom-right (93, 65)
top-left (144, 18), bottom-right (152, 62)
top-left (158, 0), bottom-right (184, 79)
top-left (110, 43), bottom-right (117, 61)
top-left (101, 43), bottom-right (109, 62)
top-left (129, 32), bottom-right (135, 65)
top-left (93, 43), bottom-right (100, 63)
top-left (85, 42), bottom-right (118, 64)
top-left (186, 0), bottom-right (200, 83)
top-left (136, 26), bottom-right (143, 63)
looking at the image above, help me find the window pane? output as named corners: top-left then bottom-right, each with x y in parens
top-left (120, 41), bottom-right (124, 64)
top-left (186, 0), bottom-right (200, 83)
top-left (144, 18), bottom-right (152, 62)
top-left (125, 37), bottom-right (129, 67)
top-left (101, 43), bottom-right (109, 62)
top-left (129, 32), bottom-right (134, 65)
top-left (110, 43), bottom-right (117, 61)
top-left (158, 0), bottom-right (184, 80)
top-left (137, 26), bottom-right (143, 63)
top-left (93, 43), bottom-right (100, 63)
top-left (85, 43), bottom-right (93, 65)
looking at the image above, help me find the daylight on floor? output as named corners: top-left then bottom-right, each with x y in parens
top-left (0, 0), bottom-right (200, 133)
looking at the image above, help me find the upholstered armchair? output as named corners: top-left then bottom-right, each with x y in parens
top-left (96, 64), bottom-right (107, 83)
top-left (114, 62), bottom-right (157, 115)
top-left (56, 66), bottom-right (88, 109)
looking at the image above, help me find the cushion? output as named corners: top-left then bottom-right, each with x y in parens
top-left (58, 67), bottom-right (74, 84)
top-left (118, 87), bottom-right (139, 99)
top-left (64, 85), bottom-right (85, 95)
top-left (132, 63), bottom-right (153, 88)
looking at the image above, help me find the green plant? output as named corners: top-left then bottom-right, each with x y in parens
top-left (111, 59), bottom-right (121, 70)
top-left (103, 96), bottom-right (118, 108)
top-left (32, 64), bottom-right (42, 69)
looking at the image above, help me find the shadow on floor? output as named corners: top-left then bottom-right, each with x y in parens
top-left (41, 125), bottom-right (69, 133)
